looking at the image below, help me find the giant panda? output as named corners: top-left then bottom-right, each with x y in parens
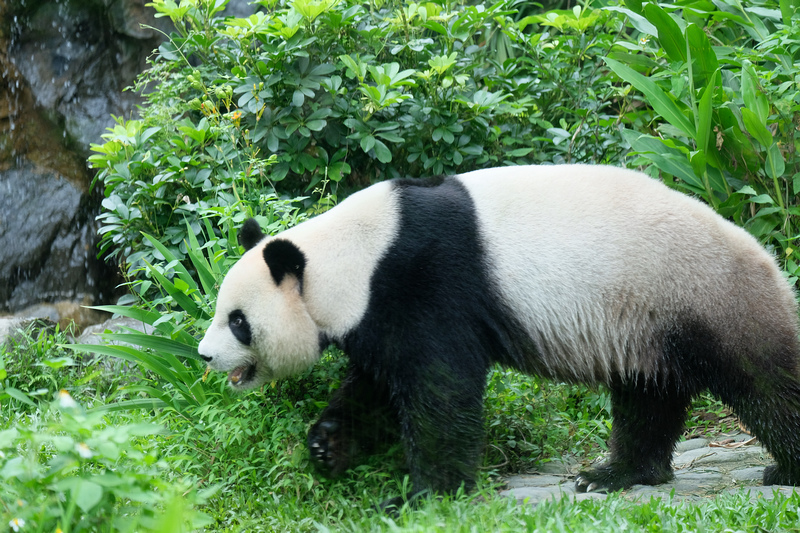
top-left (198, 164), bottom-right (800, 506)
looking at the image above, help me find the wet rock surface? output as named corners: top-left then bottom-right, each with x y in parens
top-left (501, 433), bottom-right (799, 506)
top-left (0, 0), bottom-right (254, 313)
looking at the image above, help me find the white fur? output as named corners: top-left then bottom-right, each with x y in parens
top-left (199, 181), bottom-right (399, 386)
top-left (457, 164), bottom-right (795, 383)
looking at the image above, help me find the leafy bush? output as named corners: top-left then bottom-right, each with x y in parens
top-left (0, 393), bottom-right (212, 532)
top-left (89, 0), bottom-right (628, 284)
top-left (606, 0), bottom-right (800, 285)
top-left (0, 323), bottom-right (129, 412)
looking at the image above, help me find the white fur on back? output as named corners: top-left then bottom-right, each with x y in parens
top-left (457, 164), bottom-right (794, 383)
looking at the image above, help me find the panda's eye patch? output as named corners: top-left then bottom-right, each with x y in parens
top-left (228, 310), bottom-right (252, 346)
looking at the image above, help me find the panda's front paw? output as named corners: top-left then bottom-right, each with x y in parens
top-left (308, 419), bottom-right (354, 477)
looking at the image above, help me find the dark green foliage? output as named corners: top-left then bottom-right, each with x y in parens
top-left (484, 368), bottom-right (611, 473)
top-left (607, 0), bottom-right (800, 286)
top-left (89, 0), bottom-right (629, 283)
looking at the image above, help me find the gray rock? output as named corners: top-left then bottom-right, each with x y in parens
top-left (0, 316), bottom-right (55, 349)
top-left (674, 445), bottom-right (765, 468)
top-left (502, 433), bottom-right (780, 508)
top-left (537, 458), bottom-right (578, 475)
top-left (675, 438), bottom-right (710, 453)
top-left (505, 474), bottom-right (570, 489)
top-left (731, 467), bottom-right (765, 483)
top-left (499, 484), bottom-right (607, 506)
top-left (725, 486), bottom-right (799, 499)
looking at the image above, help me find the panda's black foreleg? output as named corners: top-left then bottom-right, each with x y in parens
top-left (308, 364), bottom-right (397, 478)
top-left (388, 357), bottom-right (489, 499)
top-left (576, 380), bottom-right (691, 493)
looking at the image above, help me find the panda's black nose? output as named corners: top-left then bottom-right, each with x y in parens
top-left (200, 353), bottom-right (212, 362)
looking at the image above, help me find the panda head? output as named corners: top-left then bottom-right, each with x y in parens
top-left (198, 219), bottom-right (322, 389)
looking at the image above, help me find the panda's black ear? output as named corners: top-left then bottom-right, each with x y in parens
top-left (239, 218), bottom-right (265, 251)
top-left (263, 239), bottom-right (306, 288)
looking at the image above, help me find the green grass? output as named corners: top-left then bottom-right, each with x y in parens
top-left (3, 327), bottom-right (800, 532)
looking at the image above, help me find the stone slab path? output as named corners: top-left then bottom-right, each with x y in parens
top-left (501, 433), bottom-right (799, 506)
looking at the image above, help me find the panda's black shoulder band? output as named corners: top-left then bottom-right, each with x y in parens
top-left (239, 218), bottom-right (265, 251)
top-left (263, 239), bottom-right (306, 288)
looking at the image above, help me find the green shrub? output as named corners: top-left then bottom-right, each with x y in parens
top-left (607, 0), bottom-right (800, 285)
top-left (484, 368), bottom-right (611, 473)
top-left (0, 394), bottom-right (212, 532)
top-left (0, 324), bottom-right (129, 412)
top-left (89, 0), bottom-right (628, 284)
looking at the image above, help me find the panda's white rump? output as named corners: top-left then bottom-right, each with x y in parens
top-left (457, 165), bottom-right (797, 384)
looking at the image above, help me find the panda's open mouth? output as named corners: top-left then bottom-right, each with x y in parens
top-left (228, 362), bottom-right (257, 386)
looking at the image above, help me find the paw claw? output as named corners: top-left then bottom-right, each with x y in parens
top-left (307, 417), bottom-right (352, 477)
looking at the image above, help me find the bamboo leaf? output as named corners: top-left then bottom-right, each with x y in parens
top-left (644, 4), bottom-right (686, 63)
top-left (604, 57), bottom-right (695, 138)
top-left (742, 62), bottom-right (769, 124)
top-left (88, 397), bottom-right (169, 413)
top-left (766, 143), bottom-right (786, 180)
top-left (3, 387), bottom-right (37, 407)
top-left (696, 74), bottom-right (714, 153)
top-left (142, 233), bottom-right (198, 293)
top-left (741, 108), bottom-right (773, 147)
top-left (686, 24), bottom-right (718, 86)
top-left (98, 332), bottom-right (200, 360)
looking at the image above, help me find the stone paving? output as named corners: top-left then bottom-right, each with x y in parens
top-left (501, 432), bottom-right (800, 506)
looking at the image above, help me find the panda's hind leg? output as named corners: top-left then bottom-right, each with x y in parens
top-left (576, 379), bottom-right (692, 493)
top-left (308, 364), bottom-right (397, 477)
top-left (711, 365), bottom-right (800, 487)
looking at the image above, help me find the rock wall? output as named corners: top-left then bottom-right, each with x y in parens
top-left (0, 0), bottom-right (252, 315)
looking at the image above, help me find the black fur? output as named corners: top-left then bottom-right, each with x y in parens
top-left (263, 239), bottom-right (307, 288)
top-left (228, 309), bottom-right (252, 346)
top-left (313, 177), bottom-right (527, 497)
top-left (239, 218), bottom-right (265, 251)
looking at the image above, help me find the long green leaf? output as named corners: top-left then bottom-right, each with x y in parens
top-left (65, 344), bottom-right (190, 391)
top-left (644, 3), bottom-right (685, 63)
top-left (143, 260), bottom-right (207, 320)
top-left (766, 142), bottom-right (786, 181)
top-left (741, 108), bottom-right (773, 147)
top-left (85, 305), bottom-right (197, 346)
top-left (98, 332), bottom-right (201, 360)
top-left (142, 233), bottom-right (198, 293)
top-left (780, 0), bottom-right (800, 24)
top-left (185, 222), bottom-right (218, 296)
top-left (696, 71), bottom-right (721, 174)
top-left (741, 61), bottom-right (769, 124)
top-left (88, 397), bottom-right (169, 413)
top-left (3, 387), bottom-right (37, 407)
top-left (85, 305), bottom-right (172, 335)
top-left (605, 57), bottom-right (695, 138)
top-left (686, 23), bottom-right (719, 86)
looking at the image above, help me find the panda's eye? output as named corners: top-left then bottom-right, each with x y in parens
top-left (228, 310), bottom-right (252, 346)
